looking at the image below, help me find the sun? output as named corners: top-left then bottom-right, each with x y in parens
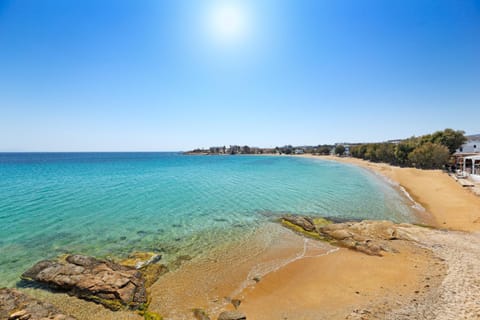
top-left (206, 2), bottom-right (250, 46)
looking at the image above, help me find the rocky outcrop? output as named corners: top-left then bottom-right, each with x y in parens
top-left (281, 216), bottom-right (316, 232)
top-left (0, 288), bottom-right (76, 320)
top-left (281, 216), bottom-right (418, 256)
top-left (21, 254), bottom-right (148, 311)
top-left (119, 252), bottom-right (168, 288)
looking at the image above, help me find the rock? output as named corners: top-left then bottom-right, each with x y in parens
top-left (282, 216), bottom-right (315, 232)
top-left (231, 299), bottom-right (241, 309)
top-left (354, 243), bottom-right (382, 256)
top-left (120, 252), bottom-right (162, 270)
top-left (280, 216), bottom-right (421, 256)
top-left (217, 310), bottom-right (246, 320)
top-left (328, 229), bottom-right (351, 240)
top-left (193, 308), bottom-right (211, 320)
top-left (21, 255), bottom-right (147, 310)
top-left (0, 288), bottom-right (76, 320)
top-left (120, 252), bottom-right (168, 288)
top-left (142, 263), bottom-right (169, 288)
top-left (9, 309), bottom-right (31, 319)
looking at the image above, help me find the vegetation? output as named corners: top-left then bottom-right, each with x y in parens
top-left (408, 142), bottom-right (450, 169)
top-left (350, 128), bottom-right (465, 169)
top-left (317, 145), bottom-right (332, 155)
top-left (334, 144), bottom-right (345, 156)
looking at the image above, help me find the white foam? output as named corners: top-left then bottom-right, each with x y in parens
top-left (229, 238), bottom-right (339, 299)
top-left (399, 185), bottom-right (426, 212)
top-left (366, 168), bottom-right (426, 213)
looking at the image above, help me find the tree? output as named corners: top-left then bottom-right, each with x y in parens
top-left (318, 146), bottom-right (332, 155)
top-left (350, 144), bottom-right (367, 159)
top-left (375, 143), bottom-right (396, 164)
top-left (335, 145), bottom-right (345, 156)
top-left (394, 139), bottom-right (416, 166)
top-left (408, 142), bottom-right (450, 169)
top-left (431, 128), bottom-right (467, 154)
top-left (365, 144), bottom-right (379, 162)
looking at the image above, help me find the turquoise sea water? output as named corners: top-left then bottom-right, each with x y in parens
top-left (0, 153), bottom-right (416, 287)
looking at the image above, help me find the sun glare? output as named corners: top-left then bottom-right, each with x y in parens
top-left (206, 2), bottom-right (250, 46)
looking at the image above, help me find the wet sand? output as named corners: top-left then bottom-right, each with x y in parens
top-left (148, 223), bottom-right (334, 319)
top-left (230, 243), bottom-right (440, 320)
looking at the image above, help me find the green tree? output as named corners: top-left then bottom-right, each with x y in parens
top-left (351, 144), bottom-right (368, 159)
top-left (318, 146), bottom-right (332, 155)
top-left (379, 144), bottom-right (396, 164)
top-left (431, 128), bottom-right (467, 154)
top-left (394, 139), bottom-right (416, 166)
top-left (335, 145), bottom-right (345, 156)
top-left (408, 142), bottom-right (450, 169)
top-left (365, 144), bottom-right (379, 161)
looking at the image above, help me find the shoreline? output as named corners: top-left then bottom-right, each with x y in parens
top-left (212, 154), bottom-right (480, 319)
top-left (13, 154), bottom-right (480, 319)
top-left (307, 155), bottom-right (480, 232)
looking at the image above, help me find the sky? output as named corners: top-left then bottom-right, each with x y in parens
top-left (0, 0), bottom-right (479, 151)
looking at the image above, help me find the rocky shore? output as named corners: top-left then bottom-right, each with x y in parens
top-left (3, 213), bottom-right (480, 319)
top-left (0, 288), bottom-right (76, 320)
top-left (281, 215), bottom-right (417, 256)
top-left (21, 254), bottom-right (149, 311)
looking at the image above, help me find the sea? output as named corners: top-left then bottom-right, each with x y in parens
top-left (0, 152), bottom-right (419, 288)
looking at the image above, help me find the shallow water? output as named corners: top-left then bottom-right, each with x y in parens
top-left (0, 153), bottom-right (417, 287)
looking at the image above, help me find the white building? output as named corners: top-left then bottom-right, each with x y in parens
top-left (463, 155), bottom-right (480, 183)
top-left (457, 140), bottom-right (480, 153)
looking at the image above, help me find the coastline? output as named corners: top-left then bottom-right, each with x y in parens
top-left (13, 154), bottom-right (480, 319)
top-left (308, 155), bottom-right (480, 232)
top-left (209, 154), bottom-right (480, 319)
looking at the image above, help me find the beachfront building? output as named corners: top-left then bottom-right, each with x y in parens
top-left (454, 139), bottom-right (480, 181)
top-left (462, 155), bottom-right (480, 182)
top-left (457, 140), bottom-right (480, 153)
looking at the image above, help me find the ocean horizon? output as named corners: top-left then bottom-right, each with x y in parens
top-left (0, 152), bottom-right (418, 287)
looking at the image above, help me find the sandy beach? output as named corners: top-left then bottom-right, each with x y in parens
top-left (211, 155), bottom-right (480, 319)
top-left (18, 155), bottom-right (480, 320)
top-left (314, 155), bottom-right (480, 232)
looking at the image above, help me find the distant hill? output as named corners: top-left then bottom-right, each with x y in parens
top-left (467, 134), bottom-right (480, 141)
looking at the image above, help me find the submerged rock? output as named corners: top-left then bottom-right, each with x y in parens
top-left (21, 254), bottom-right (148, 311)
top-left (281, 216), bottom-right (417, 256)
top-left (0, 288), bottom-right (76, 320)
top-left (171, 255), bottom-right (193, 269)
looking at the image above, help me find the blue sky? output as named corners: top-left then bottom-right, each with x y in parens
top-left (0, 0), bottom-right (479, 151)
